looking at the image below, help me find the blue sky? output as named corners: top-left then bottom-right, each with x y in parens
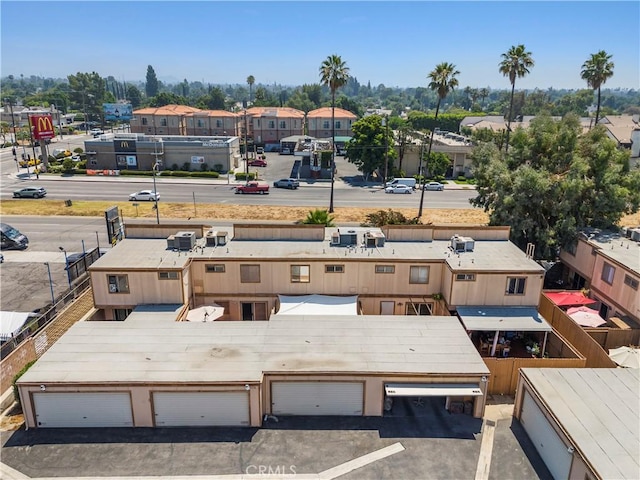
top-left (1, 1), bottom-right (638, 89)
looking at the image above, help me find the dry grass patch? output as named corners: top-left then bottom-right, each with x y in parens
top-left (1, 200), bottom-right (639, 227)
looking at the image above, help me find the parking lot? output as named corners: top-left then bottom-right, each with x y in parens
top-left (0, 398), bottom-right (550, 479)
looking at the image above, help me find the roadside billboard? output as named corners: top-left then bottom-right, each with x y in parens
top-left (29, 114), bottom-right (56, 140)
top-left (103, 103), bottom-right (133, 121)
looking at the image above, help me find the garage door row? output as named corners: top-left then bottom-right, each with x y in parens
top-left (33, 382), bottom-right (364, 428)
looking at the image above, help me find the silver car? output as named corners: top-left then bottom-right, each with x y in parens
top-left (424, 181), bottom-right (445, 191)
top-left (273, 178), bottom-right (300, 189)
top-left (129, 190), bottom-right (160, 201)
top-left (385, 184), bottom-right (413, 194)
top-left (13, 187), bottom-right (47, 198)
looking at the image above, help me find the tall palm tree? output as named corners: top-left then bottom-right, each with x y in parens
top-left (499, 44), bottom-right (534, 152)
top-left (246, 75), bottom-right (255, 104)
top-left (479, 87), bottom-right (490, 109)
top-left (417, 62), bottom-right (459, 219)
top-left (581, 50), bottom-right (614, 126)
top-left (319, 54), bottom-right (350, 213)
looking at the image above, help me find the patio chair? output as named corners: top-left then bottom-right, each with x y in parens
top-left (502, 346), bottom-right (511, 357)
top-left (480, 341), bottom-right (490, 355)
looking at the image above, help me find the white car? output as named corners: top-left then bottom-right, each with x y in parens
top-left (90, 128), bottom-right (104, 137)
top-left (129, 190), bottom-right (160, 201)
top-left (385, 184), bottom-right (413, 194)
top-left (424, 181), bottom-right (445, 191)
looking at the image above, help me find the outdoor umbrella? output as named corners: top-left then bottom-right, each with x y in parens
top-left (567, 306), bottom-right (606, 327)
top-left (608, 346), bottom-right (640, 369)
top-left (546, 291), bottom-right (597, 307)
top-left (186, 304), bottom-right (225, 322)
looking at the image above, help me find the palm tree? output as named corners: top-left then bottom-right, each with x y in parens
top-left (581, 50), bottom-right (614, 125)
top-left (302, 209), bottom-right (335, 226)
top-left (319, 54), bottom-right (350, 213)
top-left (417, 62), bottom-right (459, 218)
top-left (479, 87), bottom-right (490, 109)
top-left (246, 75), bottom-right (255, 104)
top-left (499, 44), bottom-right (534, 152)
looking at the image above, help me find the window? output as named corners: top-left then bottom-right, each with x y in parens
top-left (325, 264), bottom-right (344, 273)
top-left (206, 264), bottom-right (225, 273)
top-left (456, 273), bottom-right (475, 281)
top-left (624, 274), bottom-right (639, 290)
top-left (158, 271), bottom-right (179, 280)
top-left (375, 265), bottom-right (395, 274)
top-left (197, 119), bottom-right (204, 128)
top-left (268, 120), bottom-right (275, 128)
top-left (279, 120), bottom-right (286, 129)
top-left (240, 264), bottom-right (260, 283)
top-left (601, 263), bottom-right (615, 285)
top-left (216, 120), bottom-right (222, 128)
top-left (160, 118), bottom-right (167, 127)
top-left (114, 308), bottom-right (132, 321)
top-left (107, 274), bottom-right (129, 293)
top-left (409, 266), bottom-right (430, 284)
top-left (323, 120), bottom-right (330, 129)
top-left (406, 302), bottom-right (432, 315)
top-left (141, 118), bottom-right (148, 126)
top-left (335, 120), bottom-right (341, 129)
top-left (291, 265), bottom-right (310, 283)
top-left (506, 277), bottom-right (526, 295)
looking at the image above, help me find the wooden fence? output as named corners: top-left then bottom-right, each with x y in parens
top-left (539, 292), bottom-right (618, 368)
top-left (584, 328), bottom-right (640, 351)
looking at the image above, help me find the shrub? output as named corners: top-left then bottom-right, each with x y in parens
top-left (213, 163), bottom-right (224, 173)
top-left (118, 170), bottom-right (153, 176)
top-left (171, 163), bottom-right (179, 171)
top-left (188, 171), bottom-right (219, 178)
top-left (169, 171), bottom-right (191, 177)
top-left (302, 209), bottom-right (335, 226)
top-left (361, 209), bottom-right (421, 227)
top-left (235, 172), bottom-right (256, 181)
top-left (13, 360), bottom-right (37, 406)
top-left (77, 160), bottom-right (87, 169)
top-left (200, 163), bottom-right (208, 172)
top-left (181, 162), bottom-right (190, 171)
top-left (62, 157), bottom-right (75, 171)
top-left (73, 147), bottom-right (84, 154)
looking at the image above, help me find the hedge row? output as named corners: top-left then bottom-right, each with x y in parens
top-left (117, 170), bottom-right (220, 178)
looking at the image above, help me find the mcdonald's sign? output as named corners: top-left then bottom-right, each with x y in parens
top-left (30, 115), bottom-right (55, 140)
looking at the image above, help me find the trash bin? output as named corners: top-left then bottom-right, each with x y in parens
top-left (464, 401), bottom-right (473, 415)
top-left (64, 200), bottom-right (73, 207)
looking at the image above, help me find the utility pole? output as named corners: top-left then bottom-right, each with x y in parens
top-left (243, 101), bottom-right (249, 178)
top-left (382, 116), bottom-right (389, 184)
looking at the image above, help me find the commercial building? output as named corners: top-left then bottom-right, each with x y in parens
top-left (515, 368), bottom-right (639, 480)
top-left (83, 133), bottom-right (240, 172)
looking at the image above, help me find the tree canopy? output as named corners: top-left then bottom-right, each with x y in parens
top-left (470, 115), bottom-right (640, 259)
top-left (145, 65), bottom-right (159, 98)
top-left (346, 115), bottom-right (394, 179)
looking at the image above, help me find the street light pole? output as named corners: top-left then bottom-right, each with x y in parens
top-left (58, 247), bottom-right (72, 288)
top-left (382, 116), bottom-right (389, 184)
top-left (244, 104), bottom-right (249, 178)
top-left (44, 262), bottom-right (55, 304)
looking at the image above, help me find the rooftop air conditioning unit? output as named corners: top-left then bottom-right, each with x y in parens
top-left (175, 231), bottom-right (196, 250)
top-left (166, 235), bottom-right (175, 249)
top-left (451, 235), bottom-right (475, 252)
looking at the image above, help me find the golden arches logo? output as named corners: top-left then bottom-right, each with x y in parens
top-left (120, 141), bottom-right (129, 149)
top-left (31, 115), bottom-right (55, 139)
top-left (37, 116), bottom-right (53, 133)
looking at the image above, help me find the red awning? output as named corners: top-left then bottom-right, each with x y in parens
top-left (546, 291), bottom-right (597, 307)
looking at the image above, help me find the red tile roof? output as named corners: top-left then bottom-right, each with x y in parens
top-left (307, 107), bottom-right (357, 118)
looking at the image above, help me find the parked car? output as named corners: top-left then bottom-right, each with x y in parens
top-left (13, 187), bottom-right (47, 198)
top-left (71, 155), bottom-right (81, 162)
top-left (424, 181), bottom-right (445, 191)
top-left (273, 178), bottom-right (300, 189)
top-left (90, 128), bottom-right (104, 137)
top-left (129, 190), bottom-right (160, 201)
top-left (248, 158), bottom-right (267, 167)
top-left (385, 184), bottom-right (413, 194)
top-left (18, 158), bottom-right (41, 168)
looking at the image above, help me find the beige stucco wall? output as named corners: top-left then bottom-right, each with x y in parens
top-left (191, 259), bottom-right (443, 298)
top-left (448, 272), bottom-right (544, 307)
top-left (590, 255), bottom-right (639, 320)
top-left (19, 383), bottom-right (262, 428)
top-left (559, 238), bottom-right (596, 284)
top-left (91, 270), bottom-right (185, 308)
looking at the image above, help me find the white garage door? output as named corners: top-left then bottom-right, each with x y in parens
top-left (521, 391), bottom-right (573, 480)
top-left (33, 392), bottom-right (133, 428)
top-left (271, 382), bottom-right (363, 416)
top-left (153, 391), bottom-right (250, 427)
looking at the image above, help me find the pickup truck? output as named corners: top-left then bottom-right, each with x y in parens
top-left (235, 181), bottom-right (270, 194)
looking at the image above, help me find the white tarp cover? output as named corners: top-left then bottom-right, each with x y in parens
top-left (276, 295), bottom-right (358, 316)
top-left (385, 383), bottom-right (483, 397)
top-left (0, 311), bottom-right (31, 342)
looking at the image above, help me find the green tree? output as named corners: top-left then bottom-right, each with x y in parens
top-left (361, 209), bottom-right (420, 227)
top-left (471, 116), bottom-right (640, 259)
top-left (418, 62), bottom-right (459, 218)
top-left (145, 65), bottom-right (159, 98)
top-left (286, 89), bottom-right (316, 113)
top-left (426, 152), bottom-right (450, 178)
top-left (246, 75), bottom-right (255, 104)
top-left (319, 54), bottom-right (350, 213)
top-left (346, 115), bottom-right (385, 179)
top-left (126, 84), bottom-right (142, 108)
top-left (67, 72), bottom-right (108, 125)
top-left (499, 44), bottom-right (534, 151)
top-left (302, 209), bottom-right (335, 226)
top-left (581, 50), bottom-right (614, 125)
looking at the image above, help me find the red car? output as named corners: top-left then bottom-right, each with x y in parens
top-left (248, 158), bottom-right (267, 167)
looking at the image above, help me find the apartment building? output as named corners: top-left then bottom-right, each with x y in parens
top-left (306, 107), bottom-right (357, 139)
top-left (559, 228), bottom-right (640, 323)
top-left (130, 104), bottom-right (201, 135)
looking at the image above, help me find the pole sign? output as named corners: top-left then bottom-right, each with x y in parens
top-left (29, 114), bottom-right (56, 140)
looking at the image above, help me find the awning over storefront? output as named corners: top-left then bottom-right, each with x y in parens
top-left (457, 306), bottom-right (552, 332)
top-left (385, 383), bottom-right (483, 397)
top-left (275, 295), bottom-right (358, 316)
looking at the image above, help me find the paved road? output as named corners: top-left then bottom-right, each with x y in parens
top-left (2, 145), bottom-right (477, 209)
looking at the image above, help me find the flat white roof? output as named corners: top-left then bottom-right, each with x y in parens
top-left (457, 307), bottom-right (552, 332)
top-left (521, 368), bottom-right (640, 479)
top-left (19, 315), bottom-right (489, 385)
